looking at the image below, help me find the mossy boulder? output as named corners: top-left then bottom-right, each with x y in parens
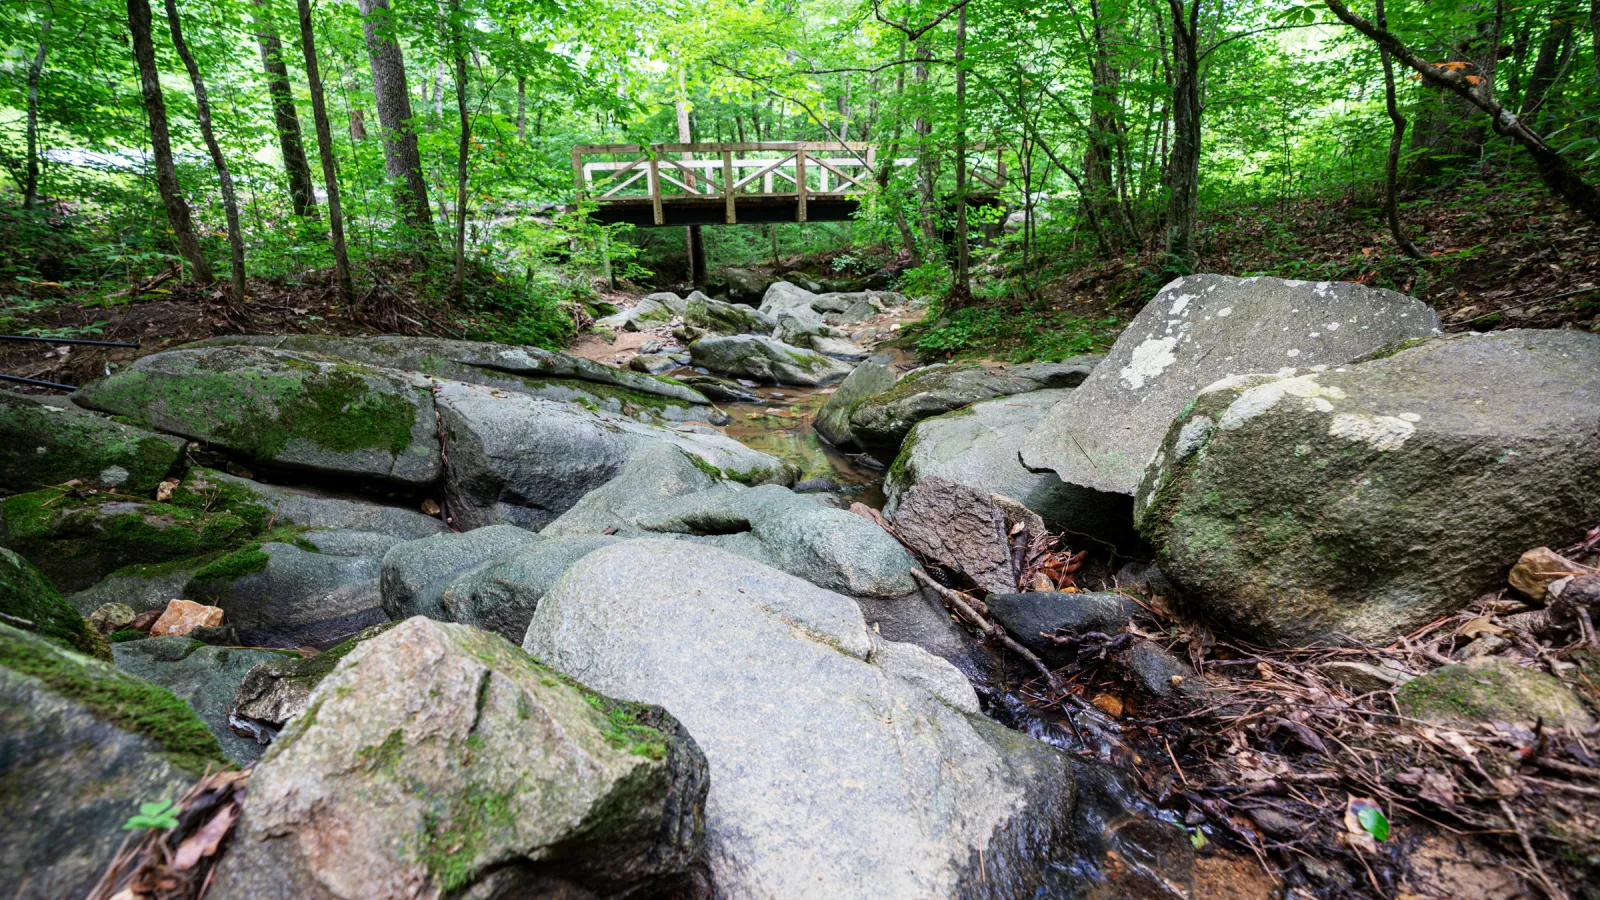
top-left (209, 617), bottom-right (708, 898)
top-left (0, 390), bottom-right (184, 494)
top-left (684, 293), bottom-right (777, 336)
top-left (112, 635), bottom-right (291, 763)
top-left (813, 360), bottom-right (899, 451)
top-left (74, 345), bottom-right (441, 485)
top-left (231, 622), bottom-right (397, 730)
top-left (1, 486), bottom-right (259, 593)
top-left (1135, 330), bottom-right (1600, 645)
top-left (183, 541), bottom-right (386, 649)
top-left (175, 467), bottom-right (446, 541)
top-left (1397, 657), bottom-right (1596, 730)
top-left (687, 333), bottom-right (854, 386)
top-left (0, 547), bottom-right (111, 660)
top-left (849, 360), bottom-right (1098, 461)
top-left (0, 623), bottom-right (223, 898)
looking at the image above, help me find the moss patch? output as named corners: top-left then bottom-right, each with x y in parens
top-left (413, 784), bottom-right (519, 894)
top-left (1398, 658), bottom-right (1594, 729)
top-left (0, 393), bottom-right (183, 495)
top-left (0, 548), bottom-right (111, 660)
top-left (0, 624), bottom-right (226, 774)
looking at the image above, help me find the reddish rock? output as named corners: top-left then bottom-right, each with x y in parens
top-left (148, 599), bottom-right (224, 637)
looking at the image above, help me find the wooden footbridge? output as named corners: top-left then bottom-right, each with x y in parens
top-left (572, 141), bottom-right (1006, 227)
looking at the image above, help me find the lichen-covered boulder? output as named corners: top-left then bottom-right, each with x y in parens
top-left (74, 345), bottom-right (441, 485)
top-left (596, 295), bottom-right (675, 332)
top-left (0, 547), bottom-right (110, 660)
top-left (525, 541), bottom-right (1078, 897)
top-left (1021, 275), bottom-right (1438, 534)
top-left (210, 617), bottom-right (709, 899)
top-left (814, 360), bottom-right (899, 451)
top-left (850, 360), bottom-right (1098, 461)
top-left (1397, 657), bottom-right (1595, 730)
top-left (187, 334), bottom-right (727, 425)
top-left (435, 379), bottom-right (793, 530)
top-left (756, 280), bottom-right (825, 315)
top-left (684, 293), bottom-right (776, 336)
top-left (688, 334), bottom-right (854, 385)
top-left (884, 387), bottom-right (1134, 544)
top-left (0, 623), bottom-right (225, 898)
top-left (1136, 330), bottom-right (1600, 645)
top-left (0, 390), bottom-right (184, 494)
top-left (112, 635), bottom-right (289, 763)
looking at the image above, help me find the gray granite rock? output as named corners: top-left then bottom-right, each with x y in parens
top-left (685, 293), bottom-right (777, 336)
top-left (380, 524), bottom-right (542, 623)
top-left (688, 334), bottom-right (854, 386)
top-left (184, 543), bottom-right (386, 648)
top-left (437, 536), bottom-right (621, 643)
top-left (814, 360), bottom-right (899, 451)
top-left (182, 468), bottom-right (447, 540)
top-left (112, 636), bottom-right (288, 763)
top-left (987, 591), bottom-right (1136, 667)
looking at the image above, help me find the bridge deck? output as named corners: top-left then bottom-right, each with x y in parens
top-left (573, 141), bottom-right (1004, 227)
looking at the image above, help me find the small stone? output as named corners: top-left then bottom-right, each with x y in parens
top-left (88, 602), bottom-right (137, 635)
top-left (148, 599), bottom-right (224, 637)
top-left (1320, 660), bottom-right (1413, 693)
top-left (419, 498), bottom-right (440, 516)
top-left (1453, 634), bottom-right (1512, 660)
top-left (128, 609), bottom-right (162, 632)
top-left (155, 478), bottom-right (178, 502)
top-left (1509, 547), bottom-right (1592, 601)
top-left (1397, 656), bottom-right (1595, 730)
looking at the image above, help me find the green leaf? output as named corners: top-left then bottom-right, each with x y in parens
top-left (1357, 806), bottom-right (1389, 841)
top-left (123, 799), bottom-right (181, 830)
top-left (1189, 828), bottom-right (1209, 850)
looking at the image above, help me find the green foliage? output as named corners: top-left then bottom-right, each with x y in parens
top-left (1357, 806), bottom-right (1389, 842)
top-left (910, 301), bottom-right (1121, 363)
top-left (123, 798), bottom-right (182, 831)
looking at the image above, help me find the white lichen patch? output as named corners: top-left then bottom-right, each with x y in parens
top-left (1119, 336), bottom-right (1180, 390)
top-left (1328, 413), bottom-right (1415, 452)
top-left (1170, 293), bottom-right (1194, 316)
top-left (98, 465), bottom-right (130, 485)
top-left (1219, 375), bottom-right (1347, 430)
top-left (1173, 416), bottom-right (1215, 459)
top-left (1216, 306), bottom-right (1234, 317)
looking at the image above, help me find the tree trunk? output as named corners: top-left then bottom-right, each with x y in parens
top-left (346, 77), bottom-right (368, 141)
top-left (515, 75), bottom-right (527, 142)
top-left (1326, 0), bottom-right (1600, 224)
top-left (252, 0), bottom-right (316, 217)
top-left (355, 0), bottom-right (434, 238)
top-left (913, 39), bottom-right (939, 257)
top-left (1518, 0), bottom-right (1577, 119)
top-left (952, 6), bottom-right (970, 297)
top-left (1377, 0), bottom-right (1422, 258)
top-left (448, 2), bottom-right (468, 303)
top-left (23, 19), bottom-right (49, 210)
top-left (295, 0), bottom-right (353, 302)
top-left (1163, 0), bottom-right (1202, 272)
top-left (125, 0), bottom-right (213, 282)
top-left (676, 78), bottom-right (704, 287)
top-left (1085, 0), bottom-right (1124, 251)
top-left (164, 0), bottom-right (246, 302)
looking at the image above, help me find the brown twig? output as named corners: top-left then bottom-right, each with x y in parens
top-left (910, 568), bottom-right (1060, 691)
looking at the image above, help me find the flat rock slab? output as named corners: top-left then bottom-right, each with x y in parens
top-left (75, 345), bottom-right (441, 485)
top-left (1021, 275), bottom-right (1437, 522)
top-left (1136, 330), bottom-right (1600, 645)
top-left (688, 334), bottom-right (854, 386)
top-left (525, 540), bottom-right (1078, 898)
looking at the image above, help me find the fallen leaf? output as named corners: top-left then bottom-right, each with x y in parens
top-left (1456, 615), bottom-right (1509, 639)
top-left (173, 802), bottom-right (239, 871)
top-left (155, 478), bottom-right (179, 503)
top-left (1091, 693), bottom-right (1124, 717)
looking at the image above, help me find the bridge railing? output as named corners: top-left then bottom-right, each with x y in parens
top-left (571, 141), bottom-right (1004, 225)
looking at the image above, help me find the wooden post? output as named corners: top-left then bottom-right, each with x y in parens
top-left (865, 146), bottom-right (876, 191)
top-left (648, 152), bottom-right (663, 225)
top-left (571, 147), bottom-right (585, 198)
top-left (723, 150), bottom-right (736, 223)
top-left (796, 149), bottom-right (807, 222)
top-left (818, 158), bottom-right (829, 193)
top-left (763, 169), bottom-right (773, 194)
top-left (996, 147), bottom-right (1006, 187)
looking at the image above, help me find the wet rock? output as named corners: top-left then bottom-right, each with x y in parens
top-left (0, 389), bottom-right (184, 495)
top-left (231, 623), bottom-right (395, 729)
top-left (184, 542), bottom-right (386, 648)
top-left (1137, 330), bottom-right (1600, 645)
top-left (628, 352), bottom-right (679, 374)
top-left (987, 591), bottom-right (1136, 667)
top-left (676, 374), bottom-right (760, 403)
top-left (436, 535), bottom-right (621, 643)
top-left (850, 360), bottom-right (1098, 461)
top-left (1117, 641), bottom-right (1195, 697)
top-left (1397, 656), bottom-right (1595, 730)
top-left (0, 546), bottom-right (111, 660)
top-left (688, 334), bottom-right (854, 386)
top-left (814, 360), bottom-right (898, 451)
top-left (434, 379), bottom-right (793, 530)
top-left (685, 293), bottom-right (776, 336)
top-left (75, 345), bottom-right (442, 485)
top-left (889, 477), bottom-right (1016, 594)
top-left (111, 635), bottom-right (287, 763)
top-left (884, 387), bottom-right (1134, 544)
top-left (380, 524), bottom-right (542, 623)
top-left (1022, 275), bottom-right (1439, 534)
top-left (0, 623), bottom-right (225, 898)
top-left (211, 617), bottom-right (708, 899)
top-left (525, 540), bottom-right (1078, 898)
top-left (148, 598), bottom-right (223, 637)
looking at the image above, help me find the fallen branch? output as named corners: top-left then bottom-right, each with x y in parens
top-left (910, 567), bottom-right (1060, 692)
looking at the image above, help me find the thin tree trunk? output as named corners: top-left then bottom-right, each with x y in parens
top-left (1326, 0), bottom-right (1600, 224)
top-left (355, 0), bottom-right (435, 238)
top-left (165, 0), bottom-right (246, 302)
top-left (432, 60), bottom-right (445, 123)
top-left (1377, 0), bottom-right (1422, 258)
top-left (1519, 0), bottom-right (1577, 118)
top-left (347, 82), bottom-right (368, 141)
top-left (23, 19), bottom-right (49, 210)
top-left (252, 0), bottom-right (316, 217)
top-left (1163, 0), bottom-right (1202, 272)
top-left (953, 6), bottom-right (970, 297)
top-left (448, 2), bottom-right (468, 302)
top-left (913, 39), bottom-right (939, 257)
top-left (515, 75), bottom-right (527, 142)
top-left (126, 0), bottom-right (213, 282)
top-left (1085, 0), bottom-right (1124, 250)
top-left (295, 0), bottom-right (353, 302)
top-left (878, 37), bottom-right (919, 265)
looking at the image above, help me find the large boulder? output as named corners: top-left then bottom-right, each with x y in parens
top-left (756, 280), bottom-right (824, 316)
top-left (435, 379), bottom-right (793, 530)
top-left (380, 524), bottom-right (542, 623)
top-left (595, 295), bottom-right (675, 332)
top-left (74, 345), bottom-right (441, 485)
top-left (885, 388), bottom-right (1134, 543)
top-left (717, 266), bottom-right (771, 303)
top-left (540, 443), bottom-right (736, 537)
top-left (1021, 275), bottom-right (1439, 536)
top-left (1136, 330), bottom-right (1600, 645)
top-left (525, 541), bottom-right (1079, 898)
top-left (435, 535), bottom-right (620, 643)
top-left (684, 293), bottom-right (776, 336)
top-left (814, 360), bottom-right (899, 451)
top-left (190, 334), bottom-right (727, 425)
top-left (177, 468), bottom-right (447, 541)
top-left (182, 541), bottom-right (386, 648)
top-left (0, 623), bottom-right (225, 898)
top-left (1, 547), bottom-right (110, 660)
top-left (112, 635), bottom-right (288, 763)
top-left (688, 334), bottom-right (854, 386)
top-left (0, 390), bottom-right (184, 495)
top-left (850, 360), bottom-right (1098, 461)
top-left (211, 617), bottom-right (709, 899)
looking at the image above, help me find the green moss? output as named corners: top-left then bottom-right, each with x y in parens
top-left (1350, 336), bottom-right (1437, 364)
top-left (108, 629), bottom-right (146, 643)
top-left (0, 394), bottom-right (183, 495)
top-left (169, 469), bottom-right (272, 531)
top-left (356, 728), bottom-right (406, 773)
top-left (580, 692), bottom-right (668, 759)
top-left (413, 784), bottom-right (519, 894)
top-left (109, 554), bottom-right (219, 580)
top-left (0, 624), bottom-right (226, 774)
top-left (686, 454), bottom-right (727, 480)
top-left (0, 548), bottom-right (112, 660)
top-left (190, 545), bottom-right (271, 584)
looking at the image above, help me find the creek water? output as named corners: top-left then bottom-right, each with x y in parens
top-left (713, 380), bottom-right (888, 505)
